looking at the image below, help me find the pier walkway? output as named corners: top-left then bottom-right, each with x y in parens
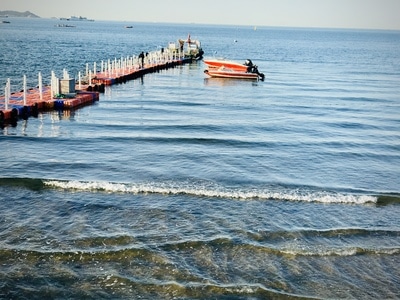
top-left (0, 48), bottom-right (193, 125)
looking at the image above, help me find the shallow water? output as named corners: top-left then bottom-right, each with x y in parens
top-left (1, 18), bottom-right (400, 299)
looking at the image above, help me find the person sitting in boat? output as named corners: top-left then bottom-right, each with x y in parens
top-left (244, 59), bottom-right (265, 81)
top-left (244, 59), bottom-right (254, 71)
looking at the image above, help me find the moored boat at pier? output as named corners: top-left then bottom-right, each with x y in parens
top-left (168, 34), bottom-right (204, 60)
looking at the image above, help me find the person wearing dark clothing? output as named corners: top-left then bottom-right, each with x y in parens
top-left (139, 52), bottom-right (145, 68)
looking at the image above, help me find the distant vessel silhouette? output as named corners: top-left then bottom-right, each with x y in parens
top-left (59, 15), bottom-right (94, 21)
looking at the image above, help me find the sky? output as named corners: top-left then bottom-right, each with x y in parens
top-left (1, 0), bottom-right (400, 30)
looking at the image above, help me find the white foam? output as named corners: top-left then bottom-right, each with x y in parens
top-left (43, 180), bottom-right (377, 204)
top-left (281, 246), bottom-right (400, 257)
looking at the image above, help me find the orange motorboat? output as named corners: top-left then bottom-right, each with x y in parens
top-left (203, 58), bottom-right (250, 72)
top-left (204, 66), bottom-right (265, 81)
top-left (204, 58), bottom-right (265, 81)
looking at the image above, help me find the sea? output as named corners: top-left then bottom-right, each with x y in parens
top-left (0, 17), bottom-right (399, 299)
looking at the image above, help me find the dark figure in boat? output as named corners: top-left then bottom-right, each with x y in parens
top-left (245, 59), bottom-right (265, 81)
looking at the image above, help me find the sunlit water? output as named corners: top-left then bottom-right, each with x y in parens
top-left (1, 18), bottom-right (400, 299)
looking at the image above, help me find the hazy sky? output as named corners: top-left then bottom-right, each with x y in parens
top-left (1, 0), bottom-right (400, 30)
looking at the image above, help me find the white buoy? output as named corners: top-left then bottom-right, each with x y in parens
top-left (78, 71), bottom-right (82, 90)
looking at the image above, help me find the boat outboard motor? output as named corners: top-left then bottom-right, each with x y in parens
top-left (252, 65), bottom-right (265, 81)
top-left (245, 59), bottom-right (265, 81)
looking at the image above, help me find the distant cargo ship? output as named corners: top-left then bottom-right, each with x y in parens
top-left (60, 16), bottom-right (94, 21)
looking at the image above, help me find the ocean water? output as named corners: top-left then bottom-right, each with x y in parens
top-left (1, 18), bottom-right (400, 299)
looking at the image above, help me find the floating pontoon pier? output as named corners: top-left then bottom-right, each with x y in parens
top-left (0, 44), bottom-right (196, 125)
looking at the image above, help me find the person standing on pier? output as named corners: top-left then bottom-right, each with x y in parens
top-left (139, 52), bottom-right (145, 68)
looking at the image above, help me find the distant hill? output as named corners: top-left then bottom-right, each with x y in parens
top-left (0, 10), bottom-right (40, 18)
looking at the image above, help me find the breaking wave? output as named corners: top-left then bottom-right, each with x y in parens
top-left (38, 178), bottom-right (380, 204)
top-left (0, 177), bottom-right (394, 204)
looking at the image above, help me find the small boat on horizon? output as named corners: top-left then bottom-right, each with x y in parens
top-left (55, 23), bottom-right (76, 28)
top-left (60, 15), bottom-right (94, 21)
